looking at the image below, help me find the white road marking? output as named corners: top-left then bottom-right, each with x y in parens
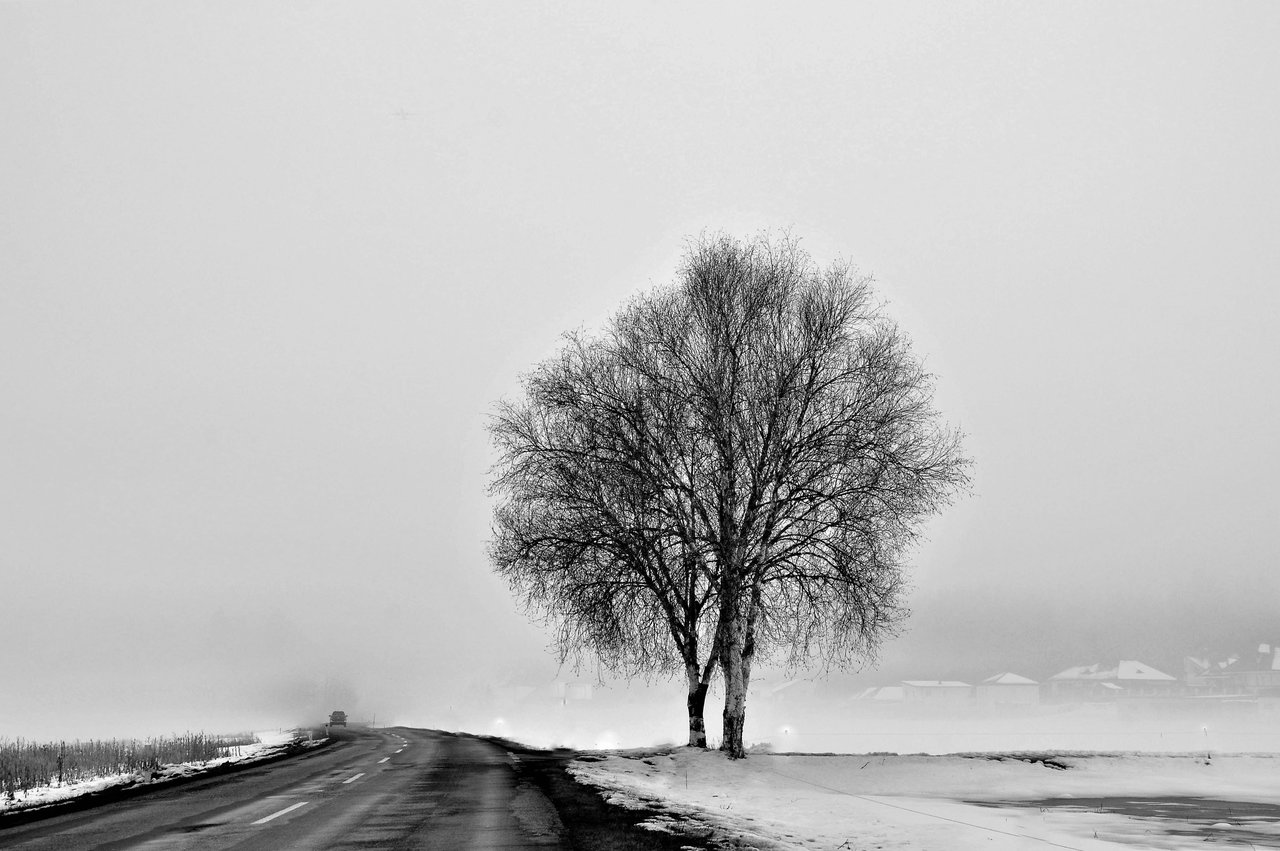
top-left (378, 757), bottom-right (390, 763)
top-left (252, 801), bottom-right (308, 825)
top-left (342, 772), bottom-right (366, 784)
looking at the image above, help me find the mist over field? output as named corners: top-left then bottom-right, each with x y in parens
top-left (3, 2), bottom-right (1278, 752)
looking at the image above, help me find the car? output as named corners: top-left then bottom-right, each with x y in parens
top-left (329, 710), bottom-right (347, 726)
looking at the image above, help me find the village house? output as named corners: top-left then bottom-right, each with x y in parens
top-left (1043, 660), bottom-right (1177, 703)
top-left (901, 680), bottom-right (973, 707)
top-left (1185, 643), bottom-right (1280, 696)
top-left (976, 672), bottom-right (1040, 708)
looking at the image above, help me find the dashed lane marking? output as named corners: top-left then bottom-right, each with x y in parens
top-left (252, 801), bottom-right (309, 825)
top-left (378, 757), bottom-right (390, 763)
top-left (342, 772), bottom-right (366, 784)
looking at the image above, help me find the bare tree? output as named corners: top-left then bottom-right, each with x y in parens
top-left (489, 233), bottom-right (970, 756)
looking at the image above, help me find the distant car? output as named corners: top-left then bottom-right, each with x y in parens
top-left (329, 710), bottom-right (347, 726)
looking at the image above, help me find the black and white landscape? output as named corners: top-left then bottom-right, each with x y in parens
top-left (3, 4), bottom-right (1278, 849)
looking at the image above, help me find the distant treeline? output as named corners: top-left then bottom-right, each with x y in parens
top-left (0, 732), bottom-right (258, 800)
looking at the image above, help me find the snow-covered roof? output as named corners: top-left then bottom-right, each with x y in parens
top-left (1117, 660), bottom-right (1175, 681)
top-left (1050, 663), bottom-right (1117, 681)
top-left (902, 680), bottom-right (970, 688)
top-left (1200, 646), bottom-right (1280, 672)
top-left (1184, 644), bottom-right (1280, 674)
top-left (981, 672), bottom-right (1037, 686)
top-left (872, 686), bottom-right (904, 701)
top-left (1051, 661), bottom-right (1175, 682)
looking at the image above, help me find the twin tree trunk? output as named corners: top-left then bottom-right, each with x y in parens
top-left (685, 656), bottom-right (747, 755)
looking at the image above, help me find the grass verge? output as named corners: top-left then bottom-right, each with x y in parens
top-left (497, 739), bottom-right (730, 851)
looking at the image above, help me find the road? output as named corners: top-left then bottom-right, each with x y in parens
top-left (0, 728), bottom-right (569, 850)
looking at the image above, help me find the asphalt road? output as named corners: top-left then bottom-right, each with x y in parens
top-left (0, 728), bottom-right (569, 850)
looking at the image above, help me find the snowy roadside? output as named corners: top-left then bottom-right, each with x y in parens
top-left (0, 730), bottom-right (327, 817)
top-left (568, 748), bottom-right (1280, 850)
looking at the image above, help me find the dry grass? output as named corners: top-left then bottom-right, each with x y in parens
top-left (0, 732), bottom-right (259, 800)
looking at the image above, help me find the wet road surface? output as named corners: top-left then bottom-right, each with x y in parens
top-left (0, 728), bottom-right (566, 850)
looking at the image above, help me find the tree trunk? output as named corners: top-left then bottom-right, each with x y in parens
top-left (719, 611), bottom-right (749, 759)
top-left (686, 667), bottom-right (710, 748)
top-left (719, 574), bottom-right (762, 759)
top-left (720, 662), bottom-right (747, 757)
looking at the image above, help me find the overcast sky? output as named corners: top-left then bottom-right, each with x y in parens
top-left (3, 2), bottom-right (1278, 742)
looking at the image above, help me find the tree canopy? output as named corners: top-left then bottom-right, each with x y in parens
top-left (489, 233), bottom-right (970, 755)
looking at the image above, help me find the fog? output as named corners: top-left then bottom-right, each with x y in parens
top-left (3, 3), bottom-right (1278, 751)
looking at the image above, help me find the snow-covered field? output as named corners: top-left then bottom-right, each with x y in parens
top-left (0, 730), bottom-right (323, 816)
top-left (569, 748), bottom-right (1280, 850)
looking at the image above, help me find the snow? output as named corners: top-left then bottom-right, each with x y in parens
top-left (982, 672), bottom-right (1038, 685)
top-left (1116, 662), bottom-right (1176, 681)
top-left (569, 748), bottom-right (1280, 850)
top-left (1051, 662), bottom-right (1177, 682)
top-left (0, 729), bottom-right (325, 816)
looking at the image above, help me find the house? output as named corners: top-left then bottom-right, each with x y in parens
top-left (901, 680), bottom-right (972, 707)
top-left (1043, 660), bottom-right (1177, 703)
top-left (1115, 660), bottom-right (1179, 695)
top-left (1184, 653), bottom-right (1244, 695)
top-left (976, 672), bottom-right (1040, 708)
top-left (1235, 644), bottom-right (1280, 692)
top-left (1185, 643), bottom-right (1280, 696)
top-left (1043, 663), bottom-right (1114, 702)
